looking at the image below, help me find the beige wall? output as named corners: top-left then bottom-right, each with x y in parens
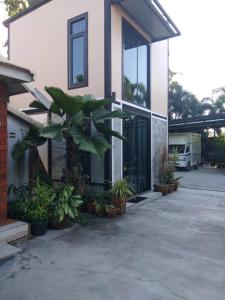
top-left (111, 4), bottom-right (168, 117)
top-left (151, 40), bottom-right (169, 116)
top-left (9, 0), bottom-right (105, 109)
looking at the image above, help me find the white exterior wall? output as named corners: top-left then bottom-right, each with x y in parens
top-left (7, 114), bottom-right (30, 186)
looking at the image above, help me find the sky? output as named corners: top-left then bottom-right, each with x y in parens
top-left (0, 1), bottom-right (225, 100)
top-left (0, 2), bottom-right (7, 57)
top-left (160, 0), bottom-right (225, 100)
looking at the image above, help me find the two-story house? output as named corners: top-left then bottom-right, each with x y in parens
top-left (4, 0), bottom-right (180, 193)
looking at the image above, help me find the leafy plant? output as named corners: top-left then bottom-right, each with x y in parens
top-left (49, 185), bottom-right (83, 222)
top-left (12, 87), bottom-right (130, 160)
top-left (8, 184), bottom-right (29, 202)
top-left (92, 191), bottom-right (109, 216)
top-left (9, 178), bottom-right (55, 223)
top-left (109, 178), bottom-right (135, 201)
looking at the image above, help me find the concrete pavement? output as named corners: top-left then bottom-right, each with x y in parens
top-left (0, 188), bottom-right (225, 299)
top-left (175, 166), bottom-right (225, 191)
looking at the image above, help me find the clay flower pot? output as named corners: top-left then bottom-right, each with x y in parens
top-left (154, 184), bottom-right (168, 196)
top-left (87, 202), bottom-right (95, 213)
top-left (173, 182), bottom-right (179, 191)
top-left (105, 207), bottom-right (120, 218)
top-left (112, 198), bottom-right (126, 214)
top-left (167, 184), bottom-right (174, 194)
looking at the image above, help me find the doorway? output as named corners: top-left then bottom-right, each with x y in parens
top-left (123, 114), bottom-right (151, 193)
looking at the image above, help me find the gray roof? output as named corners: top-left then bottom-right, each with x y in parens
top-left (0, 56), bottom-right (34, 96)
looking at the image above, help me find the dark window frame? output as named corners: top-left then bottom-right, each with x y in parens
top-left (122, 19), bottom-right (151, 109)
top-left (68, 13), bottom-right (88, 89)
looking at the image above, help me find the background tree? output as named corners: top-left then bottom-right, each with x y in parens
top-left (3, 0), bottom-right (28, 17)
top-left (169, 70), bottom-right (202, 120)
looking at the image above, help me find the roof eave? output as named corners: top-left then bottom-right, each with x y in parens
top-left (3, 0), bottom-right (52, 27)
top-left (111, 0), bottom-right (180, 42)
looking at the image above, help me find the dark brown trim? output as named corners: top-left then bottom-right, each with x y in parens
top-left (3, 0), bottom-right (53, 27)
top-left (47, 111), bottom-right (52, 180)
top-left (68, 13), bottom-right (88, 90)
top-left (152, 113), bottom-right (168, 120)
top-left (104, 0), bottom-right (112, 183)
top-left (23, 108), bottom-right (48, 115)
top-left (123, 104), bottom-right (151, 119)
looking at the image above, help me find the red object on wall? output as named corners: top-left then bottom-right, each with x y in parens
top-left (0, 82), bottom-right (8, 220)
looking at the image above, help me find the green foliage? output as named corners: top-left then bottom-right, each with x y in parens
top-left (12, 126), bottom-right (46, 160)
top-left (8, 184), bottom-right (29, 202)
top-left (169, 71), bottom-right (202, 120)
top-left (49, 185), bottom-right (83, 222)
top-left (13, 87), bottom-right (129, 160)
top-left (202, 134), bottom-right (225, 164)
top-left (9, 178), bottom-right (54, 222)
top-left (109, 178), bottom-right (135, 200)
top-left (4, 0), bottom-right (28, 17)
top-left (169, 70), bottom-right (225, 122)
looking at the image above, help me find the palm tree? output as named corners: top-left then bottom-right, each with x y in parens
top-left (12, 87), bottom-right (129, 161)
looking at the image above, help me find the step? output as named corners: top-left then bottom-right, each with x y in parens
top-left (0, 243), bottom-right (21, 262)
top-left (0, 221), bottom-right (29, 244)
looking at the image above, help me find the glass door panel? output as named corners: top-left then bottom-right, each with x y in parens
top-left (123, 114), bottom-right (150, 193)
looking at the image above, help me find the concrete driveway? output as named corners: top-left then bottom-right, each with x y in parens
top-left (175, 166), bottom-right (225, 191)
top-left (0, 188), bottom-right (225, 300)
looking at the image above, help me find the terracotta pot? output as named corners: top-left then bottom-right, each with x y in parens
top-left (167, 184), bottom-right (174, 193)
top-left (105, 207), bottom-right (120, 218)
top-left (173, 182), bottom-right (179, 191)
top-left (87, 202), bottom-right (95, 213)
top-left (112, 198), bottom-right (126, 214)
top-left (154, 184), bottom-right (168, 196)
top-left (95, 207), bottom-right (106, 217)
top-left (49, 216), bottom-right (71, 230)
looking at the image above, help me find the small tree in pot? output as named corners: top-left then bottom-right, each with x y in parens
top-left (109, 178), bottom-right (135, 214)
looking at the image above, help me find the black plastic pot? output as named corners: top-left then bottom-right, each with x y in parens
top-left (31, 222), bottom-right (48, 236)
top-left (48, 216), bottom-right (71, 230)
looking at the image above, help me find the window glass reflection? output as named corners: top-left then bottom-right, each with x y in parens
top-left (123, 22), bottom-right (149, 107)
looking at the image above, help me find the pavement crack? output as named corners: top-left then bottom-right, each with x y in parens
top-left (7, 264), bottom-right (189, 300)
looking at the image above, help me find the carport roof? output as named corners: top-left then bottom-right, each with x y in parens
top-left (0, 56), bottom-right (34, 96)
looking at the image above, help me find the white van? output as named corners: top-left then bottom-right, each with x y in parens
top-left (169, 133), bottom-right (201, 170)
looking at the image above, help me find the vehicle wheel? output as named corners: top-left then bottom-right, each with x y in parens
top-left (185, 162), bottom-right (191, 171)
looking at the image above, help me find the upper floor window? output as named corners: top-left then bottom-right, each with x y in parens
top-left (123, 20), bottom-right (150, 108)
top-left (68, 13), bottom-right (88, 89)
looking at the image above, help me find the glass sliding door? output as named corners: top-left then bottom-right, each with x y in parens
top-left (123, 114), bottom-right (151, 193)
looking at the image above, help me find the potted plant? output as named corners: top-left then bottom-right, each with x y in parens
top-left (26, 205), bottom-right (49, 236)
top-left (93, 191), bottom-right (109, 217)
top-left (173, 177), bottom-right (182, 191)
top-left (49, 184), bottom-right (83, 229)
top-left (22, 178), bottom-right (54, 236)
top-left (154, 146), bottom-right (170, 196)
top-left (109, 178), bottom-right (135, 214)
top-left (164, 165), bottom-right (175, 193)
top-left (105, 204), bottom-right (120, 218)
